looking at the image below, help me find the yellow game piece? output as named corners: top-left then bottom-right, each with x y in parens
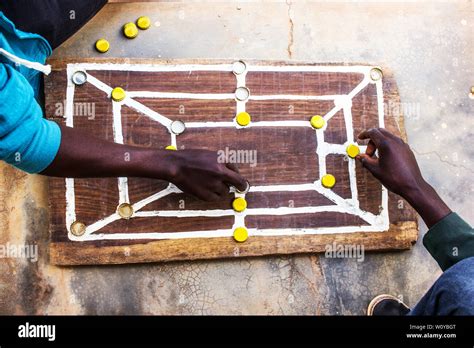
top-left (310, 115), bottom-right (325, 129)
top-left (123, 22), bottom-right (139, 38)
top-left (321, 174), bottom-right (336, 189)
top-left (165, 145), bottom-right (177, 150)
top-left (346, 144), bottom-right (360, 158)
top-left (111, 87), bottom-right (126, 102)
top-left (236, 112), bottom-right (251, 126)
top-left (95, 38), bottom-right (110, 53)
top-left (136, 16), bottom-right (151, 30)
top-left (233, 227), bottom-right (248, 242)
top-left (232, 197), bottom-right (247, 212)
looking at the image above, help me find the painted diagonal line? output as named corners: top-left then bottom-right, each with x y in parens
top-left (313, 181), bottom-right (346, 206)
top-left (313, 181), bottom-right (377, 225)
top-left (348, 77), bottom-right (370, 99)
top-left (84, 72), bottom-right (113, 94)
top-left (124, 98), bottom-right (173, 128)
top-left (323, 105), bottom-right (342, 122)
top-left (132, 185), bottom-right (181, 212)
top-left (82, 186), bottom-right (179, 237)
top-left (85, 72), bottom-right (173, 128)
top-left (81, 213), bottom-right (121, 237)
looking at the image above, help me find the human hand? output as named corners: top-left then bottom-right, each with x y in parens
top-left (163, 149), bottom-right (248, 201)
top-left (356, 128), bottom-right (451, 227)
top-left (356, 128), bottom-right (425, 199)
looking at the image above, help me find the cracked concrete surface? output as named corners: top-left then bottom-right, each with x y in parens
top-left (0, 1), bottom-right (472, 315)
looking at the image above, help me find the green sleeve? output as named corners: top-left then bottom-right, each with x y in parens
top-left (423, 212), bottom-right (474, 271)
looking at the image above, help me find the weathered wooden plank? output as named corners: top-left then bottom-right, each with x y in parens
top-left (49, 222), bottom-right (418, 265)
top-left (45, 59), bottom-right (418, 265)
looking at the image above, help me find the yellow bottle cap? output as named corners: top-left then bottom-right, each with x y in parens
top-left (165, 145), bottom-right (177, 150)
top-left (136, 16), bottom-right (151, 30)
top-left (123, 22), bottom-right (139, 38)
top-left (111, 87), bottom-right (126, 102)
top-left (233, 227), bottom-right (248, 242)
top-left (321, 174), bottom-right (336, 189)
top-left (346, 144), bottom-right (360, 158)
top-left (232, 197), bottom-right (247, 212)
top-left (236, 111), bottom-right (251, 126)
top-left (95, 38), bottom-right (110, 53)
top-left (310, 115), bottom-right (325, 129)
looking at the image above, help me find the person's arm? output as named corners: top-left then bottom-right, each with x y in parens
top-left (357, 128), bottom-right (474, 271)
top-left (0, 63), bottom-right (62, 173)
top-left (41, 125), bottom-right (248, 202)
top-left (357, 128), bottom-right (451, 227)
top-left (0, 63), bottom-right (247, 202)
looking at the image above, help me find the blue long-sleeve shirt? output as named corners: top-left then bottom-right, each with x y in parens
top-left (0, 11), bottom-right (61, 173)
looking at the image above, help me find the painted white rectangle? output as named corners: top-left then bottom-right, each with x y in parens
top-left (63, 62), bottom-right (388, 242)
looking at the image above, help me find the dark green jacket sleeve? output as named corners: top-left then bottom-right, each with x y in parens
top-left (423, 212), bottom-right (474, 271)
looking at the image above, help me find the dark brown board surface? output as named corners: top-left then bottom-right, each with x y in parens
top-left (45, 59), bottom-right (418, 265)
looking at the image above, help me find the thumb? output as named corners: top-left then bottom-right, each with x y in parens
top-left (357, 154), bottom-right (381, 177)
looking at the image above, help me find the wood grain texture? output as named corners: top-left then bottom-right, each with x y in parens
top-left (45, 59), bottom-right (418, 265)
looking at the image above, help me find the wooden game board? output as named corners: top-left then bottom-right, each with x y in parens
top-left (45, 58), bottom-right (418, 265)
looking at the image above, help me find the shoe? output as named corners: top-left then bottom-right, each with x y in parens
top-left (367, 294), bottom-right (411, 316)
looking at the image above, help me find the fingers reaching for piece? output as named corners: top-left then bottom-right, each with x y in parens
top-left (365, 139), bottom-right (378, 157)
top-left (358, 128), bottom-right (388, 149)
top-left (222, 168), bottom-right (248, 193)
top-left (225, 162), bottom-right (240, 173)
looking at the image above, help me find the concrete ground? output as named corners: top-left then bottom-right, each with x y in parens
top-left (0, 1), bottom-right (472, 315)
